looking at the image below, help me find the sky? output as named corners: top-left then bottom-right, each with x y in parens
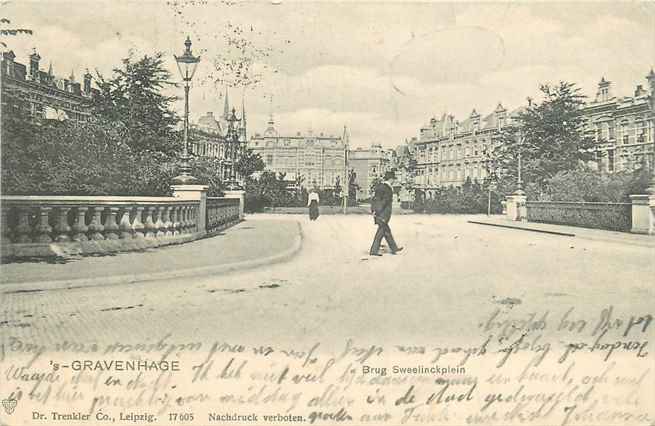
top-left (2, 1), bottom-right (655, 149)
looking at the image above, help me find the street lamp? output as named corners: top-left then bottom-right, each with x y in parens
top-left (514, 128), bottom-right (525, 196)
top-left (172, 36), bottom-right (201, 185)
top-left (225, 107), bottom-right (242, 189)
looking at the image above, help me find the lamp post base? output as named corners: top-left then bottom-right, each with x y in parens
top-left (225, 180), bottom-right (242, 191)
top-left (172, 153), bottom-right (197, 185)
top-left (172, 173), bottom-right (198, 185)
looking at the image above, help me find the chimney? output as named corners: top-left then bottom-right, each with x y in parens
top-left (2, 50), bottom-right (16, 78)
top-left (596, 77), bottom-right (612, 102)
top-left (634, 85), bottom-right (647, 97)
top-left (29, 49), bottom-right (41, 80)
top-left (83, 69), bottom-right (92, 94)
top-left (646, 69), bottom-right (655, 95)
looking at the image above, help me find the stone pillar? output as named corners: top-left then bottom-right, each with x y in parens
top-left (171, 185), bottom-right (209, 234)
top-left (223, 190), bottom-right (246, 220)
top-left (505, 194), bottom-right (527, 222)
top-left (630, 194), bottom-right (655, 235)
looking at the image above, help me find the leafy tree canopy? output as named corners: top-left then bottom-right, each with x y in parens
top-left (235, 148), bottom-right (265, 179)
top-left (491, 81), bottom-right (596, 190)
top-left (93, 52), bottom-right (181, 155)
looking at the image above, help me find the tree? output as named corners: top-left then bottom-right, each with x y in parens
top-left (235, 148), bottom-right (265, 179)
top-left (491, 82), bottom-right (596, 190)
top-left (93, 52), bottom-right (181, 155)
top-left (348, 169), bottom-right (359, 205)
top-left (1, 110), bottom-right (174, 196)
top-left (334, 175), bottom-right (342, 198)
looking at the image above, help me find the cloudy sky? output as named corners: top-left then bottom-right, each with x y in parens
top-left (3, 1), bottom-right (655, 148)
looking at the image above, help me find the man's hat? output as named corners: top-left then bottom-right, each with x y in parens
top-left (383, 170), bottom-right (396, 180)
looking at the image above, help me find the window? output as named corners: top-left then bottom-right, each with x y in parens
top-left (608, 150), bottom-right (615, 172)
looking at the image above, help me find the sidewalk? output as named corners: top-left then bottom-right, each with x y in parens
top-left (468, 215), bottom-right (655, 248)
top-left (0, 218), bottom-right (302, 292)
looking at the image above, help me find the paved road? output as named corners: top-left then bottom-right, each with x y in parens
top-left (2, 214), bottom-right (653, 349)
top-left (2, 214), bottom-right (654, 426)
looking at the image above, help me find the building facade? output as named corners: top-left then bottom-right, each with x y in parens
top-left (248, 116), bottom-right (347, 189)
top-left (190, 88), bottom-right (247, 181)
top-left (349, 144), bottom-right (392, 200)
top-left (1, 49), bottom-right (97, 122)
top-left (412, 69), bottom-right (655, 194)
top-left (413, 104), bottom-right (523, 195)
top-left (582, 71), bottom-right (655, 173)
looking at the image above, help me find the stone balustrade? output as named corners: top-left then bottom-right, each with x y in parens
top-left (525, 201), bottom-right (633, 232)
top-left (206, 197), bottom-right (241, 234)
top-left (1, 195), bottom-right (203, 258)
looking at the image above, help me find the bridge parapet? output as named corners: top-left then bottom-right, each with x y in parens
top-left (0, 191), bottom-right (242, 259)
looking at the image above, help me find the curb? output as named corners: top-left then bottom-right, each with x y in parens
top-left (468, 220), bottom-right (576, 237)
top-left (1, 221), bottom-right (303, 294)
top-left (468, 220), bottom-right (655, 248)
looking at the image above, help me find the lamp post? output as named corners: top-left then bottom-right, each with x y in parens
top-left (172, 36), bottom-right (201, 185)
top-left (514, 128), bottom-right (525, 196)
top-left (225, 107), bottom-right (242, 190)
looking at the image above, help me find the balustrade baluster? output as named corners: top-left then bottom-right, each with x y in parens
top-left (144, 206), bottom-right (157, 238)
top-left (87, 207), bottom-right (105, 240)
top-left (104, 207), bottom-right (120, 240)
top-left (182, 206), bottom-right (191, 233)
top-left (72, 207), bottom-right (89, 241)
top-left (163, 206), bottom-right (173, 237)
top-left (34, 207), bottom-right (53, 243)
top-left (176, 206), bottom-right (185, 234)
top-left (185, 206), bottom-right (193, 233)
top-left (155, 206), bottom-right (166, 238)
top-left (170, 206), bottom-right (180, 236)
top-left (54, 207), bottom-right (72, 242)
top-left (189, 206), bottom-right (198, 232)
top-left (119, 207), bottom-right (134, 239)
top-left (132, 207), bottom-right (145, 238)
top-left (15, 207), bottom-right (33, 243)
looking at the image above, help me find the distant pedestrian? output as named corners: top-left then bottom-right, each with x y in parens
top-left (308, 188), bottom-right (320, 221)
top-left (369, 171), bottom-right (403, 256)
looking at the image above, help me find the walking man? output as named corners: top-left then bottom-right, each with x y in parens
top-left (369, 171), bottom-right (403, 256)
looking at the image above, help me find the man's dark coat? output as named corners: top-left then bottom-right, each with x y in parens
top-left (371, 181), bottom-right (393, 224)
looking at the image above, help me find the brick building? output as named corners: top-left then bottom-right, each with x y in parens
top-left (582, 71), bottom-right (655, 173)
top-left (1, 49), bottom-right (97, 122)
top-left (248, 116), bottom-right (347, 189)
top-left (349, 144), bottom-right (393, 200)
top-left (413, 104), bottom-right (524, 195)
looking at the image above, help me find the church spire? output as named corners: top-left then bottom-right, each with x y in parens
top-left (223, 86), bottom-right (230, 119)
top-left (240, 92), bottom-right (247, 141)
top-left (241, 93), bottom-right (246, 125)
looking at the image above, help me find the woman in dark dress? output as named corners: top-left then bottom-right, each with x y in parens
top-left (307, 189), bottom-right (320, 220)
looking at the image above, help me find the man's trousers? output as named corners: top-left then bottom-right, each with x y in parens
top-left (370, 219), bottom-right (398, 255)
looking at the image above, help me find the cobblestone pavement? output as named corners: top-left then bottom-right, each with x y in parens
top-left (1, 214), bottom-right (653, 351)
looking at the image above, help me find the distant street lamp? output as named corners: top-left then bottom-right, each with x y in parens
top-left (225, 107), bottom-right (242, 189)
top-left (515, 128), bottom-right (525, 196)
top-left (172, 36), bottom-right (201, 184)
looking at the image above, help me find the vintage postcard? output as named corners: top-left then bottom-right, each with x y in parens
top-left (1, 1), bottom-right (654, 425)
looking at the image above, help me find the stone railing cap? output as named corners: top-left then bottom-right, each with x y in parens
top-left (170, 185), bottom-right (210, 190)
top-left (1, 195), bottom-right (199, 205)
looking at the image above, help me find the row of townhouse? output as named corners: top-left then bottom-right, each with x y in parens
top-left (411, 70), bottom-right (655, 196)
